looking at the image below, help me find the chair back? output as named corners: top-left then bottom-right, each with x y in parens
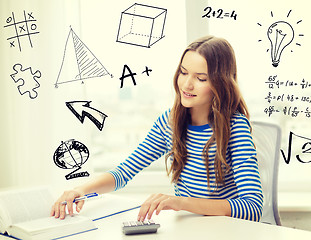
top-left (251, 121), bottom-right (282, 225)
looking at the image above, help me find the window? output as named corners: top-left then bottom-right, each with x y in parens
top-left (80, 0), bottom-right (187, 177)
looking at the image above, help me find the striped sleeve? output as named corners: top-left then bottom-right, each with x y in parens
top-left (227, 115), bottom-right (264, 222)
top-left (108, 111), bottom-right (170, 190)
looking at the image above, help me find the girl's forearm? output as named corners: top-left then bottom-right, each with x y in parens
top-left (180, 196), bottom-right (231, 217)
top-left (75, 172), bottom-right (116, 195)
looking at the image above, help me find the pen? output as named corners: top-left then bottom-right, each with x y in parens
top-left (61, 192), bottom-right (101, 205)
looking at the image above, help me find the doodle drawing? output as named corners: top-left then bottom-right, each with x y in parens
top-left (119, 65), bottom-right (153, 88)
top-left (3, 10), bottom-right (39, 52)
top-left (116, 3), bottom-right (167, 48)
top-left (10, 63), bottom-right (41, 99)
top-left (257, 10), bottom-right (303, 67)
top-left (53, 139), bottom-right (90, 180)
top-left (267, 21), bottom-right (294, 67)
top-left (55, 27), bottom-right (112, 88)
top-left (65, 101), bottom-right (108, 131)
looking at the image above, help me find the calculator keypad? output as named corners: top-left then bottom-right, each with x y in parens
top-left (122, 220), bottom-right (160, 235)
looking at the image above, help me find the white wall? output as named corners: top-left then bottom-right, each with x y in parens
top-left (1, 0), bottom-right (311, 206)
top-left (206, 0), bottom-right (311, 194)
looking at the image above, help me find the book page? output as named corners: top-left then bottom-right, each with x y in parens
top-left (0, 187), bottom-right (54, 226)
top-left (0, 203), bottom-right (11, 233)
top-left (8, 215), bottom-right (96, 240)
top-left (11, 215), bottom-right (91, 234)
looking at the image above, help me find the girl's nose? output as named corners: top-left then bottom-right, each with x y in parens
top-left (184, 76), bottom-right (194, 90)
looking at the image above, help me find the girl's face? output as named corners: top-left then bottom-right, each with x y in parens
top-left (177, 51), bottom-right (214, 116)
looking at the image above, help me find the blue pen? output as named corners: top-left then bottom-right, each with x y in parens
top-left (61, 192), bottom-right (100, 205)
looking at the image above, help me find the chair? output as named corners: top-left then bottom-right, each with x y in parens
top-left (251, 121), bottom-right (282, 225)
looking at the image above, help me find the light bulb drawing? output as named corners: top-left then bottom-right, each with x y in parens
top-left (257, 10), bottom-right (304, 67)
top-left (267, 21), bottom-right (294, 67)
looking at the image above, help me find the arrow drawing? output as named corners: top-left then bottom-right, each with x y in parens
top-left (65, 101), bottom-right (108, 131)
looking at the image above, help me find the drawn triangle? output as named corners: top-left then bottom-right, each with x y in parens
top-left (55, 29), bottom-right (81, 86)
top-left (71, 30), bottom-right (110, 80)
top-left (55, 28), bottom-right (111, 87)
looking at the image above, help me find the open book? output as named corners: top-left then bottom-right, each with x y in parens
top-left (0, 187), bottom-right (97, 240)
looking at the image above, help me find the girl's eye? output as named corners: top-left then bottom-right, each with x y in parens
top-left (180, 71), bottom-right (187, 75)
top-left (198, 78), bottom-right (207, 82)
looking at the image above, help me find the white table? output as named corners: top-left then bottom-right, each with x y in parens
top-left (3, 193), bottom-right (310, 240)
top-left (64, 201), bottom-right (311, 240)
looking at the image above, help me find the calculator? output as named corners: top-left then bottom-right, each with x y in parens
top-left (122, 219), bottom-right (160, 235)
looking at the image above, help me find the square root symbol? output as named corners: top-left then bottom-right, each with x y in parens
top-left (116, 3), bottom-right (167, 48)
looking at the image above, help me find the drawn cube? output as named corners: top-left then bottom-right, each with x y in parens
top-left (116, 3), bottom-right (167, 48)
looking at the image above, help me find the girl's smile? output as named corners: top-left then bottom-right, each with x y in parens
top-left (182, 90), bottom-right (197, 98)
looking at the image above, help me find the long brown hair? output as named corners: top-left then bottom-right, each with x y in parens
top-left (166, 36), bottom-right (249, 186)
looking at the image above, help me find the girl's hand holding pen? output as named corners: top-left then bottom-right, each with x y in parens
top-left (50, 189), bottom-right (86, 220)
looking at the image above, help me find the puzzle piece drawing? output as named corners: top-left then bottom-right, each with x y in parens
top-left (10, 63), bottom-right (41, 99)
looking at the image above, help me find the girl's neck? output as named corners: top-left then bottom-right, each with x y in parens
top-left (190, 108), bottom-right (209, 126)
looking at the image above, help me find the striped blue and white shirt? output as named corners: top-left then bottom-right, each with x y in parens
top-left (108, 110), bottom-right (263, 221)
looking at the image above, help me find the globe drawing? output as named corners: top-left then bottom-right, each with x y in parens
top-left (53, 139), bottom-right (89, 170)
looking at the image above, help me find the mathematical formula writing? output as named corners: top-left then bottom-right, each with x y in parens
top-left (202, 6), bottom-right (237, 20)
top-left (264, 105), bottom-right (310, 118)
top-left (265, 75), bottom-right (310, 89)
top-left (264, 75), bottom-right (311, 118)
top-left (281, 131), bottom-right (311, 164)
top-left (265, 92), bottom-right (311, 104)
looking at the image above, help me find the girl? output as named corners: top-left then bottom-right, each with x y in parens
top-left (51, 35), bottom-right (263, 222)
